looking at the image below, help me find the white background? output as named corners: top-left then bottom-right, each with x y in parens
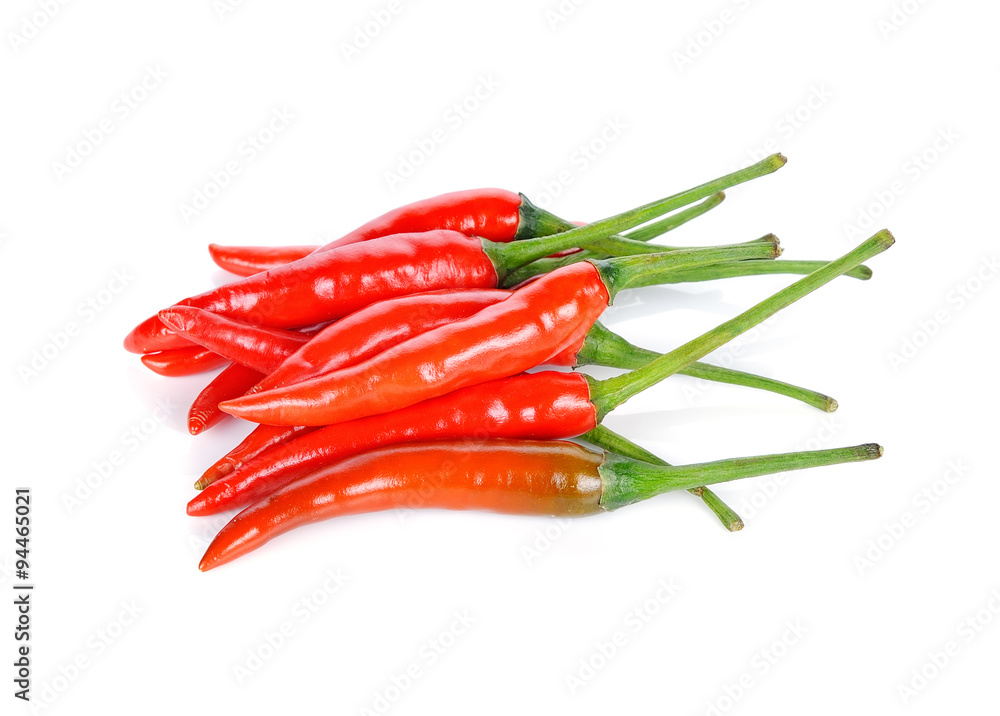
top-left (2, 1), bottom-right (997, 714)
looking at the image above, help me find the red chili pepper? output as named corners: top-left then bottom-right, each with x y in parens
top-left (139, 346), bottom-right (229, 377)
top-left (188, 363), bottom-right (266, 435)
top-left (198, 438), bottom-right (882, 571)
top-left (124, 156), bottom-right (785, 353)
top-left (208, 244), bottom-right (317, 277)
top-left (219, 239), bottom-right (781, 426)
top-left (157, 307), bottom-right (310, 374)
top-left (253, 288), bottom-right (510, 393)
top-left (196, 425), bottom-right (315, 489)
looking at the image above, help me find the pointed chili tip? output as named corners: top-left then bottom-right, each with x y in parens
top-left (187, 496), bottom-right (206, 516)
top-left (188, 418), bottom-right (205, 435)
top-left (157, 308), bottom-right (189, 333)
top-left (198, 555), bottom-right (213, 572)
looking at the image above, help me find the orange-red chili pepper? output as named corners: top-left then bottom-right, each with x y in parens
top-left (139, 346), bottom-right (229, 376)
top-left (198, 438), bottom-right (882, 571)
top-left (124, 156), bottom-right (785, 354)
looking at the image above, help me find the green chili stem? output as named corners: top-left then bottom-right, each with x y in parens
top-left (486, 154), bottom-right (786, 278)
top-left (599, 443), bottom-right (883, 510)
top-left (635, 259), bottom-right (873, 287)
top-left (595, 237), bottom-right (781, 301)
top-left (576, 321), bottom-right (837, 412)
top-left (588, 230), bottom-right (895, 420)
top-left (504, 192), bottom-right (729, 287)
top-left (581, 424), bottom-right (743, 531)
top-left (624, 192), bottom-right (726, 243)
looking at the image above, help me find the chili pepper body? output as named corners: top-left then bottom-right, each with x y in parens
top-left (220, 261), bottom-right (610, 426)
top-left (188, 371), bottom-right (596, 514)
top-left (157, 307), bottom-right (310, 374)
top-left (253, 288), bottom-right (510, 393)
top-left (209, 244), bottom-right (317, 277)
top-left (199, 439), bottom-right (606, 570)
top-left (188, 363), bottom-right (265, 435)
top-left (197, 424), bottom-right (315, 488)
top-left (139, 346), bottom-right (229, 376)
top-left (315, 189), bottom-right (525, 252)
top-left (124, 230), bottom-right (500, 353)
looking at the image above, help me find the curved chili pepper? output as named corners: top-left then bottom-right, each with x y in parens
top-left (188, 363), bottom-right (266, 435)
top-left (139, 346), bottom-right (229, 377)
top-left (208, 244), bottom-right (317, 277)
top-left (157, 307), bottom-right (309, 374)
top-left (219, 238), bottom-right (782, 426)
top-left (251, 289), bottom-right (510, 393)
top-left (198, 438), bottom-right (882, 571)
top-left (124, 155), bottom-right (786, 353)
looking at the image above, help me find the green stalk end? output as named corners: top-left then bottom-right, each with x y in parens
top-left (598, 442), bottom-right (883, 511)
top-left (580, 424), bottom-right (745, 531)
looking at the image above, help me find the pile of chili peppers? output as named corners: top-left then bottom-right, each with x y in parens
top-left (123, 155), bottom-right (894, 571)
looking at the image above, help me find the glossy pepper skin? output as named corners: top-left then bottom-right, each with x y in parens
top-left (209, 244), bottom-right (317, 277)
top-left (139, 346), bottom-right (229, 376)
top-left (188, 372), bottom-right (596, 514)
top-left (252, 288), bottom-right (510, 393)
top-left (157, 307), bottom-right (310, 374)
top-left (314, 188), bottom-right (525, 251)
top-left (124, 230), bottom-right (500, 354)
top-left (187, 363), bottom-right (265, 435)
top-left (199, 439), bottom-right (606, 571)
top-left (220, 261), bottom-right (610, 426)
